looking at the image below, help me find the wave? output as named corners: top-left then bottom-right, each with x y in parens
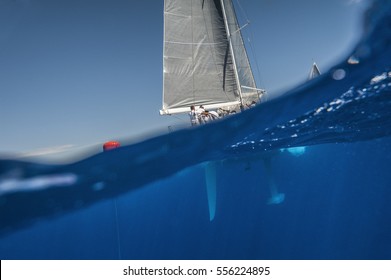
top-left (1, 0), bottom-right (391, 236)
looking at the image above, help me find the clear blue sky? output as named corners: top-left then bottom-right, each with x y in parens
top-left (0, 0), bottom-right (367, 161)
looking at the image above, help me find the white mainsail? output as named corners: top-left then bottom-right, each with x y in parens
top-left (160, 0), bottom-right (261, 115)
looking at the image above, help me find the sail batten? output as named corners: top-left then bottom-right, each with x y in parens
top-left (162, 0), bottom-right (259, 115)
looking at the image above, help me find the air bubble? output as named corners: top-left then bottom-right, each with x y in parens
top-left (92, 182), bottom-right (105, 191)
top-left (332, 69), bottom-right (346, 80)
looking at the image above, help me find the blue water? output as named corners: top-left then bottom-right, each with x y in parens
top-left (1, 0), bottom-right (391, 259)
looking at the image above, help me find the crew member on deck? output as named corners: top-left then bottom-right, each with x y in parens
top-left (189, 105), bottom-right (199, 126)
top-left (196, 105), bottom-right (206, 124)
top-left (209, 110), bottom-right (219, 120)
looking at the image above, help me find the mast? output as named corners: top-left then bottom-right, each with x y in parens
top-left (220, 0), bottom-right (244, 110)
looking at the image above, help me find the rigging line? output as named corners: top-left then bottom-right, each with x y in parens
top-left (171, 114), bottom-right (188, 123)
top-left (230, 22), bottom-right (250, 36)
top-left (190, 0), bottom-right (196, 104)
top-left (166, 113), bottom-right (189, 125)
top-left (235, 0), bottom-right (266, 91)
top-left (221, 0), bottom-right (245, 108)
top-left (168, 114), bottom-right (190, 132)
top-left (247, 35), bottom-right (265, 90)
top-left (113, 199), bottom-right (122, 260)
top-left (201, 0), bottom-right (234, 102)
top-left (234, 0), bottom-right (250, 23)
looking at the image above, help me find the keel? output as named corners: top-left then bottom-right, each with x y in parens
top-left (204, 162), bottom-right (217, 221)
top-left (263, 157), bottom-right (285, 205)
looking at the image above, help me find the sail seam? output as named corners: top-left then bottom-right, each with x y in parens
top-left (164, 11), bottom-right (190, 18)
top-left (164, 41), bottom-right (224, 45)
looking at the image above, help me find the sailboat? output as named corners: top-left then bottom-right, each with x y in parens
top-left (308, 62), bottom-right (321, 80)
top-left (159, 0), bottom-right (267, 221)
top-left (160, 0), bottom-right (264, 117)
